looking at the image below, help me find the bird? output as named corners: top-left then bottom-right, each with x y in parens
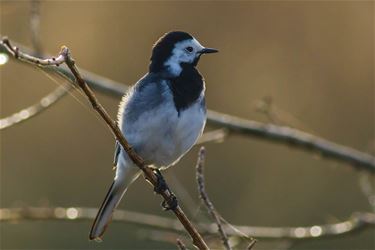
top-left (89, 31), bottom-right (218, 241)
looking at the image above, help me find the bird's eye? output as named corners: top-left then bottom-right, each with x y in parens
top-left (185, 46), bottom-right (194, 53)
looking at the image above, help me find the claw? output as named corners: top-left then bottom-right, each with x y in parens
top-left (149, 168), bottom-right (178, 210)
top-left (161, 193), bottom-right (178, 211)
top-left (152, 168), bottom-right (168, 194)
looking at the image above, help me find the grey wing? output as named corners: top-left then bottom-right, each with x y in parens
top-left (122, 74), bottom-right (167, 125)
top-left (116, 74), bottom-right (171, 159)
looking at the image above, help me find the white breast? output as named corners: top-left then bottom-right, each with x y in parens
top-left (172, 96), bottom-right (206, 161)
top-left (122, 92), bottom-right (206, 167)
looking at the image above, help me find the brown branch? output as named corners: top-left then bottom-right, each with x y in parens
top-left (196, 147), bottom-right (232, 250)
top-left (1, 41), bottom-right (373, 172)
top-left (0, 38), bottom-right (208, 250)
top-left (1, 207), bottom-right (374, 240)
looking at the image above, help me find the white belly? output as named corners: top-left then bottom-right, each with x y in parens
top-left (122, 95), bottom-right (206, 167)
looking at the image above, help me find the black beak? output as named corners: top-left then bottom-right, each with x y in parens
top-left (199, 47), bottom-right (219, 54)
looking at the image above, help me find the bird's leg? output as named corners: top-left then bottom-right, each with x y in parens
top-left (161, 193), bottom-right (178, 211)
top-left (151, 167), bottom-right (168, 193)
top-left (149, 167), bottom-right (178, 210)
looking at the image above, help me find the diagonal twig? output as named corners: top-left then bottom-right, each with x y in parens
top-left (0, 38), bottom-right (209, 250)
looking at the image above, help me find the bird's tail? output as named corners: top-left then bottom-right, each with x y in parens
top-left (89, 163), bottom-right (140, 241)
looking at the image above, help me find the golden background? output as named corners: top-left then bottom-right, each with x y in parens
top-left (1, 1), bottom-right (374, 249)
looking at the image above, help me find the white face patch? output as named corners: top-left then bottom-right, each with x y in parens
top-left (164, 38), bottom-right (205, 76)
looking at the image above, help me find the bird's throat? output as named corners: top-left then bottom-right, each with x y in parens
top-left (167, 65), bottom-right (204, 115)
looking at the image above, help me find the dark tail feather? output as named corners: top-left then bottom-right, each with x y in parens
top-left (89, 180), bottom-right (125, 241)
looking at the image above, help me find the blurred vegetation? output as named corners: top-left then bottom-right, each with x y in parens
top-left (1, 1), bottom-right (374, 249)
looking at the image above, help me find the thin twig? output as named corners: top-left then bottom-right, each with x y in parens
top-left (255, 96), bottom-right (315, 133)
top-left (207, 110), bottom-right (375, 172)
top-left (139, 230), bottom-right (189, 247)
top-left (1, 41), bottom-right (373, 172)
top-left (196, 147), bottom-right (232, 250)
top-left (0, 1), bottom-right (72, 131)
top-left (247, 239), bottom-right (257, 250)
top-left (1, 38), bottom-right (208, 250)
top-left (1, 38), bottom-right (65, 66)
top-left (1, 207), bottom-right (374, 240)
top-left (255, 96), bottom-right (282, 125)
top-left (30, 0), bottom-right (42, 56)
top-left (359, 173), bottom-right (375, 212)
top-left (177, 239), bottom-right (188, 250)
top-left (0, 85), bottom-right (71, 130)
top-left (196, 129), bottom-right (228, 145)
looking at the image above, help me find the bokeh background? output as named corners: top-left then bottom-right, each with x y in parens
top-left (1, 1), bottom-right (374, 249)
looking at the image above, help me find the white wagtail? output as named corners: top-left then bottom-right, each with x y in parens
top-left (89, 31), bottom-right (218, 241)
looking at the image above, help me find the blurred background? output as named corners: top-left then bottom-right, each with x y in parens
top-left (0, 1), bottom-right (374, 249)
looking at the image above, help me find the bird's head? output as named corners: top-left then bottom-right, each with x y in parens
top-left (149, 31), bottom-right (218, 76)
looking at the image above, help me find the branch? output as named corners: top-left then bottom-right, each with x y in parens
top-left (207, 110), bottom-right (375, 172)
top-left (0, 2), bottom-right (73, 131)
top-left (1, 41), bottom-right (373, 172)
top-left (196, 147), bottom-right (232, 250)
top-left (1, 207), bottom-right (374, 240)
top-left (0, 85), bottom-right (70, 130)
top-left (1, 39), bottom-right (65, 66)
top-left (0, 38), bottom-right (208, 249)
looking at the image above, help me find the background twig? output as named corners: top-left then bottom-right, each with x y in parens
top-left (196, 147), bottom-right (232, 250)
top-left (1, 38), bottom-right (209, 250)
top-left (247, 239), bottom-right (257, 250)
top-left (207, 110), bottom-right (375, 172)
top-left (1, 207), bottom-right (374, 240)
top-left (1, 36), bottom-right (374, 247)
top-left (1, 41), bottom-right (373, 172)
top-left (29, 0), bottom-right (42, 56)
top-left (177, 239), bottom-right (188, 250)
top-left (0, 84), bottom-right (70, 130)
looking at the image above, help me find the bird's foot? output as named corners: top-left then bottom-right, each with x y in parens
top-left (161, 193), bottom-right (178, 211)
top-left (152, 168), bottom-right (168, 194)
top-left (150, 167), bottom-right (178, 210)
